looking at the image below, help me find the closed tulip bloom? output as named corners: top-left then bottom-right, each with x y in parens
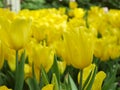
top-left (31, 43), bottom-right (54, 72)
top-left (57, 60), bottom-right (66, 74)
top-left (0, 16), bottom-right (32, 50)
top-left (28, 42), bottom-right (54, 81)
top-left (69, 1), bottom-right (78, 9)
top-left (24, 64), bottom-right (32, 79)
top-left (64, 28), bottom-right (94, 69)
top-left (0, 40), bottom-right (4, 69)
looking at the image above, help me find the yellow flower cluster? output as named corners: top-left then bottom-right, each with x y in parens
top-left (0, 7), bottom-right (119, 87)
top-left (88, 6), bottom-right (120, 61)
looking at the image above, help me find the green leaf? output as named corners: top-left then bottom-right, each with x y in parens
top-left (26, 63), bottom-right (40, 90)
top-left (14, 50), bottom-right (25, 90)
top-left (68, 74), bottom-right (78, 90)
top-left (102, 70), bottom-right (116, 90)
top-left (109, 83), bottom-right (117, 90)
top-left (0, 73), bottom-right (5, 85)
top-left (64, 74), bottom-right (71, 90)
top-left (51, 73), bottom-right (59, 90)
top-left (41, 65), bottom-right (49, 85)
top-left (61, 83), bottom-right (67, 90)
top-left (26, 77), bottom-right (40, 90)
top-left (51, 55), bottom-right (60, 86)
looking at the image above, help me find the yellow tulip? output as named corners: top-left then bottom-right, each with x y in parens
top-left (64, 28), bottom-right (94, 69)
top-left (0, 16), bottom-right (32, 50)
top-left (0, 8), bottom-right (16, 21)
top-left (109, 45), bottom-right (120, 60)
top-left (53, 40), bottom-right (70, 65)
top-left (57, 60), bottom-right (66, 74)
top-left (28, 42), bottom-right (54, 81)
top-left (24, 64), bottom-right (32, 79)
top-left (0, 40), bottom-right (4, 69)
top-left (42, 84), bottom-right (54, 90)
top-left (94, 35), bottom-right (120, 61)
top-left (0, 85), bottom-right (12, 90)
top-left (3, 45), bottom-right (16, 71)
top-left (73, 8), bottom-right (85, 18)
top-left (32, 21), bottom-right (47, 41)
top-left (69, 1), bottom-right (78, 9)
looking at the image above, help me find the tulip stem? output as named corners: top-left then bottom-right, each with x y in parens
top-left (15, 50), bottom-right (19, 90)
top-left (79, 69), bottom-right (83, 90)
top-left (15, 50), bottom-right (19, 75)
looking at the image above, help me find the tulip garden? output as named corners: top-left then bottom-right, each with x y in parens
top-left (0, 0), bottom-right (120, 90)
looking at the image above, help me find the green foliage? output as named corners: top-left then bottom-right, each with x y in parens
top-left (14, 51), bottom-right (25, 90)
top-left (0, 0), bottom-right (3, 8)
top-left (21, 0), bottom-right (120, 10)
top-left (26, 64), bottom-right (40, 90)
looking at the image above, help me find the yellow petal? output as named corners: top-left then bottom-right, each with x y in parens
top-left (64, 28), bottom-right (94, 69)
top-left (92, 71), bottom-right (106, 90)
top-left (0, 17), bottom-right (11, 47)
top-left (78, 64), bottom-right (96, 85)
top-left (24, 64), bottom-right (32, 79)
top-left (69, 1), bottom-right (78, 9)
top-left (9, 17), bottom-right (32, 50)
top-left (42, 84), bottom-right (54, 90)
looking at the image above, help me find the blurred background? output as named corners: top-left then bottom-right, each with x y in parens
top-left (0, 0), bottom-right (120, 10)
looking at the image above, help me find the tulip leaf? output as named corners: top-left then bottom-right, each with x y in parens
top-left (61, 83), bottom-right (67, 90)
top-left (0, 73), bottom-right (5, 85)
top-left (51, 55), bottom-right (60, 87)
top-left (86, 66), bottom-right (97, 90)
top-left (102, 70), bottom-right (116, 90)
top-left (26, 77), bottom-right (40, 90)
top-left (68, 74), bottom-right (78, 90)
top-left (14, 50), bottom-right (25, 90)
top-left (41, 65), bottom-right (49, 85)
top-left (26, 63), bottom-right (40, 90)
top-left (51, 73), bottom-right (59, 90)
top-left (109, 83), bottom-right (118, 90)
top-left (64, 74), bottom-right (71, 90)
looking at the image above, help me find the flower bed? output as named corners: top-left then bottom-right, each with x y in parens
top-left (0, 5), bottom-right (120, 90)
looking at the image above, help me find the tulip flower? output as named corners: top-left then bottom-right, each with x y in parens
top-left (69, 1), bottom-right (78, 9)
top-left (28, 42), bottom-right (54, 81)
top-left (24, 64), bottom-right (32, 79)
top-left (57, 60), bottom-right (66, 74)
top-left (0, 16), bottom-right (32, 50)
top-left (63, 28), bottom-right (94, 69)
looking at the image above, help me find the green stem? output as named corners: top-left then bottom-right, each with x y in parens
top-left (79, 69), bottom-right (83, 90)
top-left (15, 50), bottom-right (19, 90)
top-left (16, 50), bottom-right (19, 71)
